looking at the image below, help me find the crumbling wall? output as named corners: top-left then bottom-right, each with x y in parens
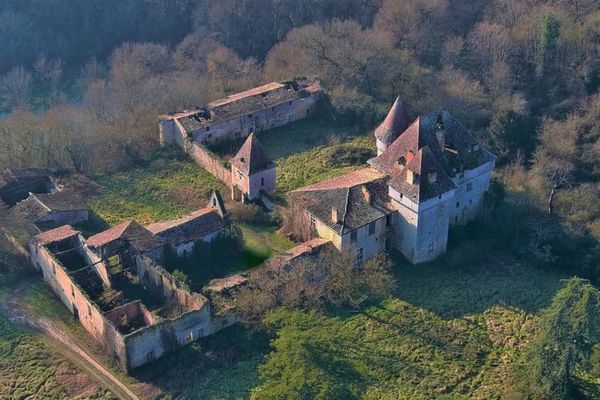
top-left (188, 141), bottom-right (232, 186)
top-left (30, 242), bottom-right (128, 369)
top-left (134, 256), bottom-right (205, 310)
top-left (123, 305), bottom-right (214, 369)
top-left (105, 300), bottom-right (155, 329)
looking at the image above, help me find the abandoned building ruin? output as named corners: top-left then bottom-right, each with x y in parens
top-left (26, 187), bottom-right (335, 371)
top-left (6, 81), bottom-right (496, 373)
top-left (0, 168), bottom-right (91, 245)
top-left (159, 79), bottom-right (322, 203)
top-left (291, 97), bottom-right (496, 264)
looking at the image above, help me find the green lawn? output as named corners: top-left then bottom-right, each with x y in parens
top-left (0, 272), bottom-right (115, 399)
top-left (276, 135), bottom-right (375, 193)
top-left (89, 154), bottom-right (226, 226)
top-left (257, 117), bottom-right (362, 160)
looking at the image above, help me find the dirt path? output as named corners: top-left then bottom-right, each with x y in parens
top-left (1, 277), bottom-right (141, 400)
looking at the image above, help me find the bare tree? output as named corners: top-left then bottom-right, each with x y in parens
top-left (533, 151), bottom-right (575, 215)
top-left (0, 66), bottom-right (32, 111)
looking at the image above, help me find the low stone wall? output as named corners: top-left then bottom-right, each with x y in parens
top-left (188, 141), bottom-right (232, 186)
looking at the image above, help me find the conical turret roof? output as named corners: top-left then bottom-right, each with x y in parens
top-left (374, 96), bottom-right (410, 146)
top-left (231, 133), bottom-right (275, 175)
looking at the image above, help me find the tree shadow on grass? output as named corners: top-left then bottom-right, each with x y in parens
top-left (131, 325), bottom-right (269, 399)
top-left (391, 252), bottom-right (565, 319)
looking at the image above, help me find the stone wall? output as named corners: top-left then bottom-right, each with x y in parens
top-left (188, 141), bottom-right (232, 186)
top-left (30, 239), bottom-right (129, 369)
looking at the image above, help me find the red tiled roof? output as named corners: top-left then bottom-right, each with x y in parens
top-left (35, 225), bottom-right (79, 245)
top-left (86, 221), bottom-right (133, 247)
top-left (86, 220), bottom-right (165, 252)
top-left (291, 168), bottom-right (385, 192)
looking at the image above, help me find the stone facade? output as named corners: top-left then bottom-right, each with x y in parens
top-left (292, 101), bottom-right (496, 264)
top-left (159, 80), bottom-right (321, 147)
top-left (29, 225), bottom-right (236, 371)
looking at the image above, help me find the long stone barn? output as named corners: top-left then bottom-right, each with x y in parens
top-left (159, 78), bottom-right (322, 203)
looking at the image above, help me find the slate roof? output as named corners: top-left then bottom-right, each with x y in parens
top-left (86, 220), bottom-right (165, 253)
top-left (0, 168), bottom-right (49, 187)
top-left (368, 110), bottom-right (495, 202)
top-left (168, 80), bottom-right (320, 134)
top-left (388, 146), bottom-right (457, 202)
top-left (374, 96), bottom-right (410, 146)
top-left (230, 133), bottom-right (275, 175)
top-left (32, 191), bottom-right (88, 211)
top-left (146, 208), bottom-right (225, 246)
top-left (292, 169), bottom-right (392, 234)
top-left (35, 225), bottom-right (79, 245)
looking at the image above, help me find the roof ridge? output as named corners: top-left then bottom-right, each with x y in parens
top-left (340, 187), bottom-right (351, 234)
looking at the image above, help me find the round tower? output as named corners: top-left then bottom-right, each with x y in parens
top-left (374, 96), bottom-right (410, 155)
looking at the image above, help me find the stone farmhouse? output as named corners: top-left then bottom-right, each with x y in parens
top-left (29, 217), bottom-right (334, 371)
top-left (147, 190), bottom-right (227, 256)
top-left (9, 81), bottom-right (496, 372)
top-left (292, 98), bottom-right (496, 264)
top-left (160, 79), bottom-right (322, 203)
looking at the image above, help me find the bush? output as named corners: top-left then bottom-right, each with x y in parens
top-left (229, 203), bottom-right (272, 225)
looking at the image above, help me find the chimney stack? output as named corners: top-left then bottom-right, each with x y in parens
top-left (361, 185), bottom-right (371, 204)
top-left (406, 151), bottom-right (415, 163)
top-left (331, 207), bottom-right (340, 224)
top-left (406, 170), bottom-right (415, 185)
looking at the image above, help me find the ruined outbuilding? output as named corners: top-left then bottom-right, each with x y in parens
top-left (160, 79), bottom-right (322, 203)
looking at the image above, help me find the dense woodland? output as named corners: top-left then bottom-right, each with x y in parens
top-left (1, 0), bottom-right (600, 399)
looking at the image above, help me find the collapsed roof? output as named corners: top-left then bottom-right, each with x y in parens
top-left (164, 79), bottom-right (321, 134)
top-left (369, 110), bottom-right (495, 202)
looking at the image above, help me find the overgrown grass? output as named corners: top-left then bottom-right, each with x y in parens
top-left (89, 154), bottom-right (226, 226)
top-left (276, 135), bottom-right (375, 193)
top-left (0, 278), bottom-right (115, 399)
top-left (257, 117), bottom-right (361, 160)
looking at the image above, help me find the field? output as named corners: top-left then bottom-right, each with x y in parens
top-left (0, 271), bottom-right (116, 400)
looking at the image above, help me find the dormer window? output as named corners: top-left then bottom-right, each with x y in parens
top-left (436, 113), bottom-right (444, 129)
top-left (397, 156), bottom-right (406, 166)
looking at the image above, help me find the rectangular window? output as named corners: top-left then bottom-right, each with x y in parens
top-left (466, 182), bottom-right (473, 192)
top-left (368, 222), bottom-right (376, 236)
top-left (310, 215), bottom-right (316, 229)
top-left (456, 201), bottom-right (460, 208)
top-left (187, 331), bottom-right (194, 343)
top-left (261, 177), bottom-right (265, 186)
top-left (428, 242), bottom-right (434, 252)
top-left (355, 248), bottom-right (364, 263)
top-left (350, 231), bottom-right (357, 244)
